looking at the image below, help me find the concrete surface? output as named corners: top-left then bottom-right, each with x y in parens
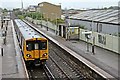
top-left (1, 20), bottom-right (27, 79)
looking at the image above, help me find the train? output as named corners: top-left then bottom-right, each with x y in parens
top-left (14, 19), bottom-right (48, 66)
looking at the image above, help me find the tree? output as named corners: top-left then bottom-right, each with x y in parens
top-left (2, 8), bottom-right (8, 13)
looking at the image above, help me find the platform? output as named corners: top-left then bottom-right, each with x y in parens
top-left (1, 20), bottom-right (28, 79)
top-left (25, 20), bottom-right (119, 79)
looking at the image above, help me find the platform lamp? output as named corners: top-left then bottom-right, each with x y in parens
top-left (41, 12), bottom-right (43, 28)
top-left (118, 1), bottom-right (120, 54)
top-left (82, 31), bottom-right (92, 52)
top-left (21, 0), bottom-right (23, 15)
top-left (55, 14), bottom-right (58, 35)
top-left (91, 12), bottom-right (95, 55)
top-left (46, 14), bottom-right (48, 31)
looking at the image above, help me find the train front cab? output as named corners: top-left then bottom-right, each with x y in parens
top-left (24, 38), bottom-right (48, 65)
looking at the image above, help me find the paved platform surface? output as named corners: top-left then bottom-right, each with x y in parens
top-left (27, 20), bottom-right (120, 78)
top-left (1, 20), bottom-right (27, 79)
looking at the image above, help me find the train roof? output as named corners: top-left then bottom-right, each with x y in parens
top-left (14, 19), bottom-right (44, 40)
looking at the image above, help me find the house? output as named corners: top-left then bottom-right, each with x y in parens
top-left (37, 2), bottom-right (61, 20)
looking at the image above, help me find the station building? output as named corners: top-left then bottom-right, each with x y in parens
top-left (67, 9), bottom-right (119, 36)
top-left (59, 9), bottom-right (120, 53)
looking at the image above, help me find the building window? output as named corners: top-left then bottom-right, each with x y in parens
top-left (97, 23), bottom-right (98, 32)
top-left (98, 34), bottom-right (106, 45)
top-left (90, 24), bottom-right (92, 31)
top-left (99, 23), bottom-right (102, 32)
top-left (71, 28), bottom-right (74, 34)
top-left (39, 4), bottom-right (43, 7)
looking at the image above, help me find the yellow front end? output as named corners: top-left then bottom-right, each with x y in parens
top-left (23, 38), bottom-right (48, 64)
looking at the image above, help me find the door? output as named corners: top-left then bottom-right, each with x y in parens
top-left (34, 42), bottom-right (40, 59)
top-left (59, 25), bottom-right (61, 36)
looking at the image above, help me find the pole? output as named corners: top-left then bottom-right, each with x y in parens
top-left (92, 37), bottom-right (95, 54)
top-left (41, 13), bottom-right (42, 28)
top-left (6, 23), bottom-right (8, 30)
top-left (47, 16), bottom-right (48, 31)
top-left (78, 27), bottom-right (80, 40)
top-left (1, 48), bottom-right (3, 56)
top-left (1, 21), bottom-right (3, 29)
top-left (21, 0), bottom-right (23, 15)
top-left (45, 13), bottom-right (48, 31)
top-left (3, 37), bottom-right (6, 45)
top-left (87, 39), bottom-right (89, 52)
top-left (55, 14), bottom-right (57, 35)
top-left (92, 13), bottom-right (95, 54)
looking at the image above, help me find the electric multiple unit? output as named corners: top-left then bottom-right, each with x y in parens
top-left (14, 19), bottom-right (48, 65)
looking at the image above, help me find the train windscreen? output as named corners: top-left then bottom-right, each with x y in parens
top-left (26, 41), bottom-right (34, 51)
top-left (26, 40), bottom-right (47, 51)
top-left (40, 41), bottom-right (47, 50)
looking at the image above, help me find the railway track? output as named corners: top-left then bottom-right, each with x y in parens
top-left (27, 64), bottom-right (55, 80)
top-left (44, 64), bottom-right (56, 80)
top-left (49, 55), bottom-right (71, 79)
top-left (48, 41), bottom-right (106, 79)
top-left (48, 42), bottom-right (85, 79)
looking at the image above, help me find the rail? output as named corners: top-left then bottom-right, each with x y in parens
top-left (44, 64), bottom-right (56, 80)
top-left (49, 55), bottom-right (72, 80)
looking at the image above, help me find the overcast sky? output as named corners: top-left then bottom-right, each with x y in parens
top-left (0, 0), bottom-right (120, 9)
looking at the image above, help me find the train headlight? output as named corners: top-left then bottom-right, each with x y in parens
top-left (42, 53), bottom-right (47, 57)
top-left (26, 54), bottom-right (31, 58)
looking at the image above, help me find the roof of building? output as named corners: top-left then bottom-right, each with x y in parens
top-left (69, 9), bottom-right (119, 24)
top-left (38, 2), bottom-right (61, 7)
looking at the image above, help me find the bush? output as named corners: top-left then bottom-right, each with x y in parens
top-left (18, 15), bottom-right (24, 19)
top-left (51, 18), bottom-right (65, 24)
top-left (25, 12), bottom-right (43, 20)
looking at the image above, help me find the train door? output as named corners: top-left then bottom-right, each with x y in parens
top-left (34, 41), bottom-right (40, 59)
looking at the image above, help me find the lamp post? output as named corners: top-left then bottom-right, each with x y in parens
top-left (41, 13), bottom-right (42, 28)
top-left (46, 15), bottom-right (48, 31)
top-left (55, 14), bottom-right (58, 35)
top-left (82, 31), bottom-right (92, 52)
top-left (21, 0), bottom-right (23, 15)
top-left (118, 1), bottom-right (120, 54)
top-left (68, 22), bottom-right (70, 40)
top-left (91, 13), bottom-right (95, 54)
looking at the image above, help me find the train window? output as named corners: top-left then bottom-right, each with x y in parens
top-left (26, 41), bottom-right (34, 51)
top-left (40, 41), bottom-right (47, 50)
top-left (35, 43), bottom-right (39, 50)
